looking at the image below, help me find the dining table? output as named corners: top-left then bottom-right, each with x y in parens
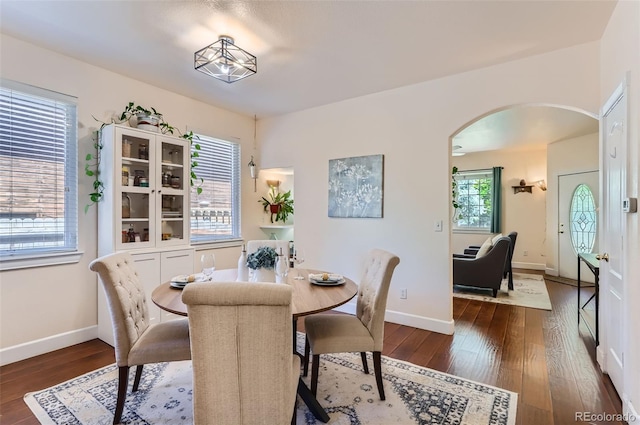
top-left (151, 267), bottom-right (358, 423)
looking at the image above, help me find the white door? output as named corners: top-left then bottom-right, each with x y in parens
top-left (558, 171), bottom-right (599, 282)
top-left (600, 81), bottom-right (627, 396)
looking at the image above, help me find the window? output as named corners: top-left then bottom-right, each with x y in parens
top-left (0, 80), bottom-right (78, 259)
top-left (570, 184), bottom-right (597, 254)
top-left (453, 167), bottom-right (501, 232)
top-left (190, 134), bottom-right (240, 243)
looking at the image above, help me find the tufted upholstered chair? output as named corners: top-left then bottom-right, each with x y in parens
top-left (182, 281), bottom-right (300, 425)
top-left (302, 249), bottom-right (400, 400)
top-left (89, 252), bottom-right (191, 424)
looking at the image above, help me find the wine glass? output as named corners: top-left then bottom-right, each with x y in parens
top-left (200, 253), bottom-right (215, 280)
top-left (293, 248), bottom-right (305, 280)
top-left (275, 254), bottom-right (290, 284)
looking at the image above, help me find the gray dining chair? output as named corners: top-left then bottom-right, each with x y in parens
top-left (183, 281), bottom-right (300, 425)
top-left (89, 251), bottom-right (191, 425)
top-left (303, 249), bottom-right (400, 400)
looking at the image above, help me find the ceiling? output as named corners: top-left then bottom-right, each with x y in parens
top-left (0, 0), bottom-right (613, 150)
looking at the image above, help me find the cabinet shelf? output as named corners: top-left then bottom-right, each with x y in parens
top-left (260, 225), bottom-right (293, 229)
top-left (122, 157), bottom-right (149, 166)
top-left (122, 218), bottom-right (150, 222)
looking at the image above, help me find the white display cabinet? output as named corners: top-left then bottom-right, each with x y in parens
top-left (96, 124), bottom-right (194, 346)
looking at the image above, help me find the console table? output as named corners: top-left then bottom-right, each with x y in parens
top-left (577, 253), bottom-right (599, 345)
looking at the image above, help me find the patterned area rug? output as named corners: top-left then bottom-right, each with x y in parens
top-left (454, 272), bottom-right (552, 311)
top-left (25, 334), bottom-right (517, 425)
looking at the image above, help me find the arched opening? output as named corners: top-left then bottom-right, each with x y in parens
top-left (450, 103), bottom-right (599, 292)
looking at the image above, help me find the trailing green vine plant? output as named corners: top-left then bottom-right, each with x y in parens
top-left (452, 166), bottom-right (462, 221)
top-left (85, 102), bottom-right (203, 212)
top-left (84, 131), bottom-right (104, 213)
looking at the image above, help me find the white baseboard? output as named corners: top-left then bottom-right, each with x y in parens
top-left (385, 310), bottom-right (455, 335)
top-left (545, 267), bottom-right (558, 276)
top-left (0, 325), bottom-right (98, 366)
top-left (332, 303), bottom-right (455, 335)
top-left (513, 261), bottom-right (546, 270)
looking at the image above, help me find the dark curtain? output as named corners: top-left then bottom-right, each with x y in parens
top-left (491, 167), bottom-right (503, 233)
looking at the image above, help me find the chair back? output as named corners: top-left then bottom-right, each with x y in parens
top-left (183, 282), bottom-right (295, 425)
top-left (246, 239), bottom-right (290, 257)
top-left (356, 249), bottom-right (400, 351)
top-left (89, 252), bottom-right (150, 366)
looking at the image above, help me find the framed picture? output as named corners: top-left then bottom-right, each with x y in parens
top-left (328, 154), bottom-right (384, 218)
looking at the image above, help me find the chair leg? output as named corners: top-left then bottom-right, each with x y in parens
top-left (132, 364), bottom-right (144, 392)
top-left (303, 336), bottom-right (310, 377)
top-left (114, 366), bottom-right (129, 425)
top-left (360, 352), bottom-right (370, 374)
top-left (492, 288), bottom-right (498, 298)
top-left (311, 354), bottom-right (320, 396)
top-left (291, 397), bottom-right (297, 425)
top-left (373, 351), bottom-right (385, 400)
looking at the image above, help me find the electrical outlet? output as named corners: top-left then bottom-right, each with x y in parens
top-left (523, 250), bottom-right (529, 256)
top-left (400, 288), bottom-right (407, 299)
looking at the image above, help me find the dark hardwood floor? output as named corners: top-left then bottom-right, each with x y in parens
top-left (0, 270), bottom-right (622, 424)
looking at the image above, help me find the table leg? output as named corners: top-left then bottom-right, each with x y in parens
top-left (292, 318), bottom-right (330, 423)
top-left (595, 271), bottom-right (599, 346)
top-left (577, 255), bottom-right (581, 325)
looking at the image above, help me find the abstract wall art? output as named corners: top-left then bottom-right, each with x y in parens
top-left (328, 154), bottom-right (384, 218)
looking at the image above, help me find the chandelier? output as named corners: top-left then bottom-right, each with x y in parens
top-left (194, 36), bottom-right (257, 83)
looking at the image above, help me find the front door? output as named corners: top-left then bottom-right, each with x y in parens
top-left (600, 80), bottom-right (627, 396)
top-left (558, 171), bottom-right (599, 281)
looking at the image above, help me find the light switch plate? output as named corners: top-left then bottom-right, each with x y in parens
top-left (434, 220), bottom-right (443, 232)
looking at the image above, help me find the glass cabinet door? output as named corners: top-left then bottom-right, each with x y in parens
top-left (116, 128), bottom-right (155, 250)
top-left (157, 136), bottom-right (189, 246)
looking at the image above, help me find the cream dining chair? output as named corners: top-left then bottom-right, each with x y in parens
top-left (182, 281), bottom-right (300, 425)
top-left (303, 249), bottom-right (400, 400)
top-left (89, 252), bottom-right (191, 425)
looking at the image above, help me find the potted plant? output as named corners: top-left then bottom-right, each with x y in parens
top-left (260, 189), bottom-right (294, 223)
top-left (246, 246), bottom-right (278, 282)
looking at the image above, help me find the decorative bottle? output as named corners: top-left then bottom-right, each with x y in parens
top-left (237, 244), bottom-right (249, 281)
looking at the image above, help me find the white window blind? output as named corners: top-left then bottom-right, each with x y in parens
top-left (190, 134), bottom-right (240, 243)
top-left (0, 81), bottom-right (78, 257)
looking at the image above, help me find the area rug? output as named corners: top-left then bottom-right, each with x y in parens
top-left (454, 272), bottom-right (552, 311)
top-left (25, 334), bottom-right (517, 425)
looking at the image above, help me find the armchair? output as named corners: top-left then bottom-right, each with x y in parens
top-left (453, 236), bottom-right (512, 297)
top-left (457, 231), bottom-right (517, 290)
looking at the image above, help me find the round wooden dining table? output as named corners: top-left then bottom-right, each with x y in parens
top-left (150, 267), bottom-right (358, 424)
top-left (151, 268), bottom-right (358, 319)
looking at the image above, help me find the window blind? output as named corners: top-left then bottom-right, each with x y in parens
top-left (0, 81), bottom-right (78, 256)
top-left (190, 134), bottom-right (240, 242)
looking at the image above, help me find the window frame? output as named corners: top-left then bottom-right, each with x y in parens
top-left (189, 133), bottom-right (242, 245)
top-left (452, 168), bottom-right (494, 233)
top-left (0, 80), bottom-right (81, 270)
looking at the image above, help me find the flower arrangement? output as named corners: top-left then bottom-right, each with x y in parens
top-left (246, 246), bottom-right (277, 270)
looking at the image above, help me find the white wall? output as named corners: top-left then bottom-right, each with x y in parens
top-left (452, 148), bottom-right (547, 269)
top-left (0, 34), bottom-right (257, 362)
top-left (260, 42), bottom-right (601, 334)
top-left (600, 0), bottom-right (640, 420)
top-left (545, 132), bottom-right (599, 275)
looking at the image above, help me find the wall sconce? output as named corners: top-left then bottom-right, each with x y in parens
top-left (248, 155), bottom-right (257, 192)
top-left (535, 180), bottom-right (547, 191)
top-left (266, 180), bottom-right (280, 190)
top-left (512, 179), bottom-right (533, 194)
